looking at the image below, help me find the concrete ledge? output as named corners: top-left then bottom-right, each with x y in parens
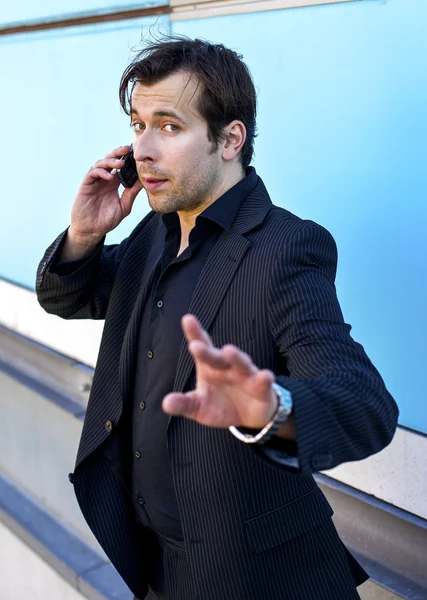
top-left (0, 357), bottom-right (86, 420)
top-left (0, 473), bottom-right (132, 600)
top-left (316, 473), bottom-right (427, 600)
top-left (0, 323), bottom-right (93, 412)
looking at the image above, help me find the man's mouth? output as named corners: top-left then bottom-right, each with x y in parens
top-left (143, 178), bottom-right (168, 190)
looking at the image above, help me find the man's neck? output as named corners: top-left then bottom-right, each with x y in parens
top-left (177, 167), bottom-right (245, 251)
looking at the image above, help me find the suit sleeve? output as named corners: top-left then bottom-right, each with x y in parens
top-left (36, 212), bottom-right (155, 320)
top-left (268, 221), bottom-right (399, 474)
top-left (35, 229), bottom-right (123, 319)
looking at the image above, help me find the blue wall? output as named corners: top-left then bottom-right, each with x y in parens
top-left (0, 0), bottom-right (425, 432)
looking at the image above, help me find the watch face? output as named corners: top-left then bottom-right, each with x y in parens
top-left (272, 383), bottom-right (293, 415)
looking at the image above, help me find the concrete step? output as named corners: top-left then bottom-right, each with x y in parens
top-left (0, 367), bottom-right (97, 552)
top-left (0, 473), bottom-right (131, 600)
top-left (0, 520), bottom-right (87, 600)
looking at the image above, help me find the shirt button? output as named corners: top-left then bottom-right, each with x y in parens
top-left (157, 300), bottom-right (163, 308)
top-left (137, 497), bottom-right (145, 506)
top-left (140, 401), bottom-right (146, 410)
top-left (147, 350), bottom-right (154, 359)
top-left (135, 451), bottom-right (141, 459)
top-left (105, 420), bottom-right (113, 432)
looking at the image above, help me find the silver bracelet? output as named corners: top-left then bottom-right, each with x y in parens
top-left (228, 383), bottom-right (292, 445)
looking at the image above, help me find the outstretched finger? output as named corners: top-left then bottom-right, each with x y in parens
top-left (189, 340), bottom-right (231, 370)
top-left (253, 369), bottom-right (276, 394)
top-left (221, 344), bottom-right (257, 376)
top-left (162, 390), bottom-right (202, 419)
top-left (182, 314), bottom-right (213, 346)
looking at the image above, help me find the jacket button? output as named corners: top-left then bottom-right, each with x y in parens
top-left (105, 420), bottom-right (113, 432)
top-left (68, 473), bottom-right (74, 484)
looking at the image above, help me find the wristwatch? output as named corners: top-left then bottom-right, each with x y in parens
top-left (228, 382), bottom-right (293, 445)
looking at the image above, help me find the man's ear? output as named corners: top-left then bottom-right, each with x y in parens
top-left (222, 121), bottom-right (246, 162)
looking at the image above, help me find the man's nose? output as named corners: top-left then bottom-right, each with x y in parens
top-left (133, 130), bottom-right (158, 162)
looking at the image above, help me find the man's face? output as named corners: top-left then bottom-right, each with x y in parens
top-left (130, 70), bottom-right (224, 214)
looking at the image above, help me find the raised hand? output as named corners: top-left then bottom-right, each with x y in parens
top-left (70, 145), bottom-right (143, 241)
top-left (162, 314), bottom-right (279, 430)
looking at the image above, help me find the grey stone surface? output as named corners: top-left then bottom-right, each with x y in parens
top-left (0, 473), bottom-right (132, 600)
top-left (0, 369), bottom-right (100, 551)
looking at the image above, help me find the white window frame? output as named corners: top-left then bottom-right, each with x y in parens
top-left (171, 0), bottom-right (356, 21)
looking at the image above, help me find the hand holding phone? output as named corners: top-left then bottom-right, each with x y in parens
top-left (68, 145), bottom-right (142, 248)
top-left (116, 144), bottom-right (139, 188)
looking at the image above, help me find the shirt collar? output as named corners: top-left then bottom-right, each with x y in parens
top-left (198, 166), bottom-right (257, 231)
top-left (162, 167), bottom-right (258, 233)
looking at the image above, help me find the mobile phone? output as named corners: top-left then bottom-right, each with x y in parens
top-left (116, 144), bottom-right (138, 188)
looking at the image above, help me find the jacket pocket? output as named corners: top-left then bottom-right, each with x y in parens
top-left (245, 486), bottom-right (333, 553)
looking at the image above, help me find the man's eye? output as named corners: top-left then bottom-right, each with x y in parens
top-left (131, 123), bottom-right (145, 131)
top-left (164, 124), bottom-right (180, 133)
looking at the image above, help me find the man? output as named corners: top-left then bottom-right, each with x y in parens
top-left (37, 35), bottom-right (398, 600)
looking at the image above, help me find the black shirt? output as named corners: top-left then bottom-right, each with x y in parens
top-left (130, 168), bottom-right (258, 540)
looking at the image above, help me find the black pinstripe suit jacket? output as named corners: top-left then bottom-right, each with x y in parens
top-left (36, 177), bottom-right (398, 599)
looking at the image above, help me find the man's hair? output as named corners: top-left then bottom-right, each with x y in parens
top-left (119, 34), bottom-right (257, 169)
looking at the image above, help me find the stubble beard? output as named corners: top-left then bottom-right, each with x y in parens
top-left (147, 163), bottom-right (221, 215)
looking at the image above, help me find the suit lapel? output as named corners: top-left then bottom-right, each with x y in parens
top-left (172, 228), bottom-right (250, 392)
top-left (172, 177), bottom-right (273, 393)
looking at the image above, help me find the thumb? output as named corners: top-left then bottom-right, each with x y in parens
top-left (162, 391), bottom-right (202, 419)
top-left (121, 179), bottom-right (143, 216)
